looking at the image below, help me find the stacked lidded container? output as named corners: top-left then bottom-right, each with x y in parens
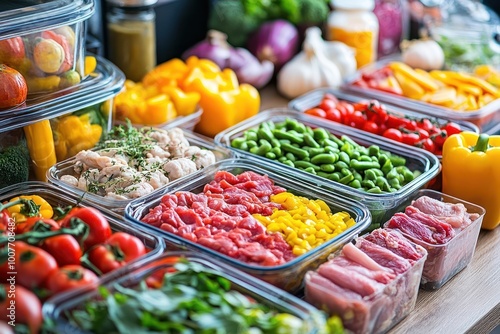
top-left (0, 0), bottom-right (125, 189)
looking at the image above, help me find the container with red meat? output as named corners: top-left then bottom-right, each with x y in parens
top-left (304, 228), bottom-right (427, 334)
top-left (125, 158), bottom-right (371, 292)
top-left (384, 189), bottom-right (485, 289)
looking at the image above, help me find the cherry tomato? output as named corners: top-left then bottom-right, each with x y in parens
top-left (15, 217), bottom-right (60, 234)
top-left (60, 207), bottom-right (112, 250)
top-left (42, 235), bottom-right (82, 266)
top-left (88, 232), bottom-right (146, 274)
top-left (323, 93), bottom-right (339, 103)
top-left (318, 98), bottom-right (336, 112)
top-left (144, 257), bottom-right (180, 289)
top-left (45, 265), bottom-right (99, 295)
top-left (421, 138), bottom-right (436, 153)
top-left (386, 114), bottom-right (411, 129)
top-left (418, 118), bottom-right (435, 133)
top-left (348, 110), bottom-right (367, 129)
top-left (382, 128), bottom-right (403, 142)
top-left (416, 128), bottom-right (430, 139)
top-left (402, 132), bottom-right (421, 146)
top-left (325, 108), bottom-right (343, 123)
top-left (432, 130), bottom-right (448, 148)
top-left (443, 122), bottom-right (462, 136)
top-left (305, 108), bottom-right (327, 118)
top-left (362, 121), bottom-right (379, 134)
top-left (0, 284), bottom-right (42, 334)
top-left (0, 242), bottom-right (58, 289)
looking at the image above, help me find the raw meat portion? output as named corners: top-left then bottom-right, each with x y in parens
top-left (331, 256), bottom-right (396, 284)
top-left (365, 229), bottom-right (425, 264)
top-left (405, 206), bottom-right (455, 243)
top-left (386, 213), bottom-right (438, 244)
top-left (341, 242), bottom-right (389, 272)
top-left (318, 262), bottom-right (385, 296)
top-left (411, 195), bottom-right (479, 229)
top-left (355, 238), bottom-right (411, 274)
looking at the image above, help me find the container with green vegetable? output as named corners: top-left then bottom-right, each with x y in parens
top-left (215, 109), bottom-right (441, 229)
top-left (43, 252), bottom-right (335, 334)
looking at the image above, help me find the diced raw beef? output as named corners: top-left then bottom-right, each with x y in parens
top-left (355, 238), bottom-right (411, 274)
top-left (405, 206), bottom-right (455, 243)
top-left (175, 206), bottom-right (203, 226)
top-left (365, 229), bottom-right (425, 263)
top-left (386, 212), bottom-right (437, 244)
top-left (213, 170), bottom-right (239, 184)
top-left (331, 256), bottom-right (396, 284)
top-left (318, 262), bottom-right (385, 296)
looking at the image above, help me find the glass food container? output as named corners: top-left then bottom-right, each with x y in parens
top-left (0, 0), bottom-right (94, 97)
top-left (0, 55), bottom-right (124, 187)
top-left (125, 158), bottom-right (371, 293)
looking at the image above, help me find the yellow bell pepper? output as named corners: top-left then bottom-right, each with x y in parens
top-left (6, 195), bottom-right (53, 223)
top-left (161, 86), bottom-right (200, 116)
top-left (442, 132), bottom-right (500, 230)
top-left (23, 120), bottom-right (57, 181)
top-left (182, 62), bottom-right (260, 137)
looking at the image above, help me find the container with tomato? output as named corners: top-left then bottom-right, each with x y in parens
top-left (343, 58), bottom-right (500, 132)
top-left (215, 109), bottom-right (440, 229)
top-left (125, 158), bottom-right (371, 293)
top-left (289, 88), bottom-right (479, 158)
top-left (0, 181), bottom-right (165, 332)
top-left (0, 55), bottom-right (124, 188)
top-left (0, 0), bottom-right (94, 98)
top-left (43, 252), bottom-right (331, 333)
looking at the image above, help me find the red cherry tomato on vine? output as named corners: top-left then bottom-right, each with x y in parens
top-left (443, 122), bottom-right (462, 136)
top-left (418, 118), bottom-right (435, 133)
top-left (362, 121), bottom-right (379, 134)
top-left (88, 232), bottom-right (146, 274)
top-left (45, 265), bottom-right (99, 295)
top-left (323, 93), bottom-right (339, 103)
top-left (42, 235), bottom-right (82, 266)
top-left (382, 128), bottom-right (403, 142)
top-left (416, 128), bottom-right (430, 139)
top-left (15, 217), bottom-right (60, 234)
top-left (325, 108), bottom-right (343, 123)
top-left (348, 110), bottom-right (367, 129)
top-left (433, 131), bottom-right (448, 148)
top-left (305, 108), bottom-right (327, 118)
top-left (60, 207), bottom-right (112, 250)
top-left (421, 138), bottom-right (437, 153)
top-left (318, 98), bottom-right (336, 112)
top-left (402, 132), bottom-right (421, 146)
top-left (0, 284), bottom-right (42, 334)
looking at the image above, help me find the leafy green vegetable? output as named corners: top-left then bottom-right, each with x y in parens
top-left (66, 261), bottom-right (308, 333)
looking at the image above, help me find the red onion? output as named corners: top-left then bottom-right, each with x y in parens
top-left (182, 30), bottom-right (274, 89)
top-left (247, 19), bottom-right (299, 70)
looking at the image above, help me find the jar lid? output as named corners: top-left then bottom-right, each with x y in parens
top-left (106, 0), bottom-right (158, 7)
top-left (331, 0), bottom-right (375, 11)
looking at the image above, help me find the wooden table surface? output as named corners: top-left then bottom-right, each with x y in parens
top-left (259, 84), bottom-right (500, 334)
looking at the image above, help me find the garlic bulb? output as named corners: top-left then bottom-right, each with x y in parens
top-left (277, 27), bottom-right (343, 99)
top-left (402, 39), bottom-right (445, 71)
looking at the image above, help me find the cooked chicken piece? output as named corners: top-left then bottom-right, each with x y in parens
top-left (75, 150), bottom-right (121, 169)
top-left (183, 147), bottom-right (216, 169)
top-left (60, 175), bottom-right (78, 187)
top-left (145, 145), bottom-right (170, 160)
top-left (144, 170), bottom-right (169, 189)
top-left (163, 158), bottom-right (197, 180)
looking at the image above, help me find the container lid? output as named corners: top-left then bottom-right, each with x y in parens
top-left (0, 0), bottom-right (94, 41)
top-left (106, 0), bottom-right (158, 7)
top-left (0, 55), bottom-right (125, 133)
top-left (331, 0), bottom-right (375, 11)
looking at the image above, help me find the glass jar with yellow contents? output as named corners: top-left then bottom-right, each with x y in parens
top-left (327, 0), bottom-right (379, 68)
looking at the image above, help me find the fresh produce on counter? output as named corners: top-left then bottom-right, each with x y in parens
top-left (305, 228), bottom-right (427, 334)
top-left (384, 192), bottom-right (484, 289)
top-left (58, 123), bottom-right (217, 200)
top-left (62, 259), bottom-right (332, 334)
top-left (0, 64), bottom-right (28, 109)
top-left (182, 29), bottom-right (274, 88)
top-left (278, 27), bottom-right (356, 99)
top-left (442, 132), bottom-right (500, 230)
top-left (141, 170), bottom-right (355, 264)
top-left (304, 93), bottom-right (463, 155)
top-left (0, 194), bottom-right (158, 331)
top-left (352, 61), bottom-right (500, 111)
top-left (0, 26), bottom-right (88, 95)
top-left (230, 118), bottom-right (420, 193)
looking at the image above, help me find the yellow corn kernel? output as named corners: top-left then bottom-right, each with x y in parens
top-left (293, 246), bottom-right (307, 256)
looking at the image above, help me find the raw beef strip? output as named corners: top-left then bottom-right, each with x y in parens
top-left (318, 262), bottom-right (385, 296)
top-left (341, 242), bottom-right (390, 272)
top-left (386, 212), bottom-right (436, 244)
top-left (365, 229), bottom-right (425, 264)
top-left (355, 238), bottom-right (411, 274)
top-left (411, 195), bottom-right (479, 229)
top-left (405, 206), bottom-right (455, 243)
top-left (331, 256), bottom-right (396, 284)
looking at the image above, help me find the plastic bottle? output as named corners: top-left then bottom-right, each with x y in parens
top-left (327, 0), bottom-right (379, 68)
top-left (106, 0), bottom-right (157, 82)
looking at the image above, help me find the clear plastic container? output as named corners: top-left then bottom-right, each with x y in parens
top-left (343, 58), bottom-right (500, 132)
top-left (0, 0), bottom-right (94, 97)
top-left (125, 158), bottom-right (371, 293)
top-left (43, 251), bottom-right (327, 334)
top-left (0, 55), bottom-right (124, 187)
top-left (304, 232), bottom-right (427, 334)
top-left (215, 109), bottom-right (441, 229)
top-left (0, 181), bottom-right (166, 274)
top-left (113, 107), bottom-right (203, 131)
top-left (288, 87), bottom-right (480, 160)
top-left (383, 189), bottom-right (486, 290)
top-left (48, 129), bottom-right (233, 214)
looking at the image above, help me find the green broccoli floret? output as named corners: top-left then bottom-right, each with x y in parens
top-left (0, 139), bottom-right (30, 188)
top-left (208, 0), bottom-right (261, 47)
top-left (298, 0), bottom-right (329, 25)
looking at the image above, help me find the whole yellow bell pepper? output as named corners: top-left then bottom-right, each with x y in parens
top-left (442, 132), bottom-right (500, 230)
top-left (6, 195), bottom-right (53, 223)
top-left (23, 120), bottom-right (57, 182)
top-left (182, 59), bottom-right (260, 137)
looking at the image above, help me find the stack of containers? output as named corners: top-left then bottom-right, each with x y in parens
top-left (0, 0), bottom-right (126, 190)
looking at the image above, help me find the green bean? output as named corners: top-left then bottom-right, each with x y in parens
top-left (348, 179), bottom-right (362, 188)
top-left (311, 153), bottom-right (338, 165)
top-left (359, 155), bottom-right (372, 162)
top-left (245, 131), bottom-right (258, 142)
top-left (231, 137), bottom-right (246, 148)
top-left (304, 133), bottom-right (321, 148)
top-left (389, 155), bottom-right (406, 167)
top-left (321, 138), bottom-right (340, 149)
top-left (270, 138), bottom-right (281, 148)
top-left (285, 152), bottom-right (296, 162)
top-left (239, 142), bottom-right (249, 151)
top-left (328, 173), bottom-right (341, 182)
top-left (320, 164), bottom-right (336, 173)
top-left (352, 170), bottom-right (363, 182)
top-left (307, 147), bottom-right (325, 157)
top-left (324, 145), bottom-right (340, 154)
top-left (361, 180), bottom-right (376, 189)
top-left (279, 139), bottom-right (291, 145)
top-left (349, 150), bottom-right (361, 160)
top-left (350, 159), bottom-right (381, 170)
top-left (265, 152), bottom-right (276, 160)
top-left (271, 147), bottom-right (282, 157)
top-left (251, 143), bottom-right (272, 156)
top-left (258, 128), bottom-right (274, 142)
top-left (329, 134), bottom-right (345, 147)
top-left (313, 128), bottom-right (330, 141)
top-left (340, 168), bottom-right (352, 177)
top-left (381, 159), bottom-right (393, 175)
top-left (388, 177), bottom-right (401, 189)
top-left (282, 160), bottom-right (295, 167)
top-left (304, 166), bottom-right (317, 174)
top-left (338, 151), bottom-right (350, 165)
top-left (364, 169), bottom-right (378, 181)
top-left (334, 161), bottom-right (349, 171)
top-left (245, 140), bottom-right (258, 149)
top-left (294, 160), bottom-right (321, 171)
top-left (367, 186), bottom-right (383, 194)
top-left (341, 135), bottom-right (360, 148)
top-left (278, 156), bottom-right (287, 163)
top-left (273, 130), bottom-right (304, 144)
top-left (259, 139), bottom-right (271, 147)
top-left (281, 143), bottom-right (309, 159)
top-left (378, 154), bottom-right (389, 165)
top-left (386, 167), bottom-right (400, 180)
top-left (339, 173), bottom-right (354, 185)
top-left (368, 145), bottom-right (380, 156)
top-left (305, 126), bottom-right (314, 136)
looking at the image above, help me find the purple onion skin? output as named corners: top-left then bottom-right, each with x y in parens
top-left (247, 19), bottom-right (299, 70)
top-left (231, 48), bottom-right (274, 88)
top-left (181, 31), bottom-right (232, 69)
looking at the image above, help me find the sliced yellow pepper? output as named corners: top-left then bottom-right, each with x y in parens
top-left (23, 120), bottom-right (57, 181)
top-left (161, 86), bottom-right (200, 116)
